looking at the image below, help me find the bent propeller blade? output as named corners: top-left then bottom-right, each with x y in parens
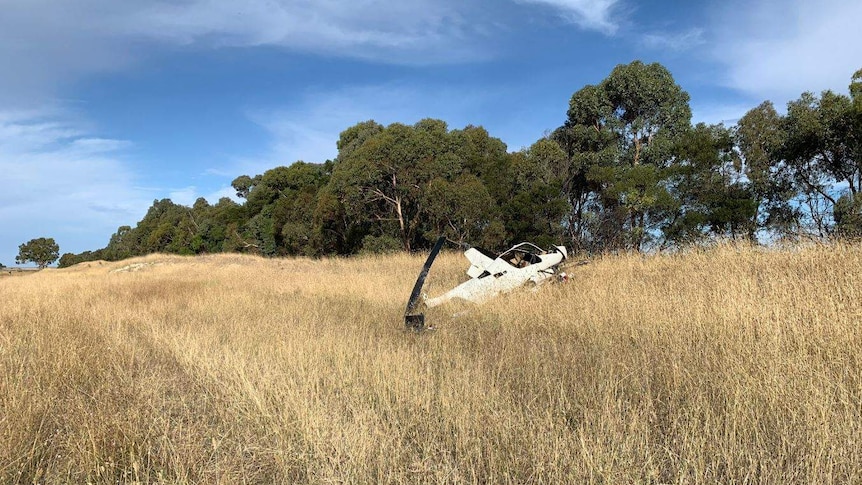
top-left (404, 236), bottom-right (446, 330)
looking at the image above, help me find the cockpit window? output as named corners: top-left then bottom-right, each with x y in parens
top-left (505, 250), bottom-right (542, 267)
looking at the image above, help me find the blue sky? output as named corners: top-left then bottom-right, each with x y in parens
top-left (2, 0), bottom-right (860, 266)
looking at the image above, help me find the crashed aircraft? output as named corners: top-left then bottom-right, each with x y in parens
top-left (405, 237), bottom-right (568, 329)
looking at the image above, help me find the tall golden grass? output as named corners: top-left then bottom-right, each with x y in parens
top-left (1, 243), bottom-right (861, 483)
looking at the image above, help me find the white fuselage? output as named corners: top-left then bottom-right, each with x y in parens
top-left (424, 246), bottom-right (565, 307)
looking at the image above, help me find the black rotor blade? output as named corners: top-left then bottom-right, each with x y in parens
top-left (404, 236), bottom-right (446, 328)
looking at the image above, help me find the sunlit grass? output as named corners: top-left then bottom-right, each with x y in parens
top-left (1, 244), bottom-right (861, 483)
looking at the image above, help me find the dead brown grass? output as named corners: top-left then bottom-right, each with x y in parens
top-left (1, 244), bottom-right (861, 484)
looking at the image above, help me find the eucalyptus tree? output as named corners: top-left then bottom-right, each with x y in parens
top-left (778, 71), bottom-right (861, 237)
top-left (328, 120), bottom-right (442, 252)
top-left (665, 123), bottom-right (757, 244)
top-left (736, 101), bottom-right (801, 238)
top-left (557, 60), bottom-right (692, 251)
top-left (503, 140), bottom-right (570, 248)
top-left (837, 68), bottom-right (862, 237)
top-left (16, 237), bottom-right (60, 268)
top-left (421, 173), bottom-right (497, 247)
top-left (230, 162), bottom-right (330, 255)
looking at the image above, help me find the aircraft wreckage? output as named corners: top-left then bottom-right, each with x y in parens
top-left (404, 237), bottom-right (568, 329)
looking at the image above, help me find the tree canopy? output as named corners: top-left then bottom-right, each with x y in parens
top-left (17, 237), bottom-right (60, 268)
top-left (57, 61), bottom-right (862, 267)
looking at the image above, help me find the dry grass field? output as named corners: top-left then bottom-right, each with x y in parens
top-left (1, 243), bottom-right (861, 484)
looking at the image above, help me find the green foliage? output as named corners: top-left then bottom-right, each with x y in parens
top-left (359, 235), bottom-right (402, 254)
top-left (59, 63), bottom-right (862, 261)
top-left (328, 119), bottom-right (512, 252)
top-left (231, 174), bottom-right (258, 199)
top-left (852, 69), bottom-right (862, 107)
top-left (451, 125), bottom-right (511, 203)
top-left (601, 61), bottom-right (692, 166)
top-left (735, 71), bottom-right (862, 240)
top-left (336, 120), bottom-right (384, 159)
top-left (735, 102), bottom-right (801, 238)
top-left (16, 237), bottom-right (60, 268)
top-left (557, 60), bottom-right (692, 251)
top-left (502, 141), bottom-right (570, 248)
top-left (834, 194), bottom-right (862, 238)
top-left (423, 174), bottom-right (500, 247)
top-left (665, 123), bottom-right (756, 243)
top-left (783, 91), bottom-right (858, 207)
top-left (58, 250), bottom-right (105, 268)
top-left (58, 253), bottom-right (76, 268)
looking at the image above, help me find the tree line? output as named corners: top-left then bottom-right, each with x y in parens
top-left (59, 61), bottom-right (862, 267)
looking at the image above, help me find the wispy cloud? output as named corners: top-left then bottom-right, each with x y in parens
top-left (0, 0), bottom-right (495, 104)
top-left (0, 0), bottom-right (636, 110)
top-left (690, 102), bottom-right (755, 126)
top-left (167, 186), bottom-right (201, 207)
top-left (230, 83), bottom-right (505, 177)
top-left (214, 79), bottom-right (565, 191)
top-left (0, 109), bottom-right (151, 265)
top-left (195, 85), bottom-right (442, 207)
top-left (164, 185), bottom-right (238, 206)
top-left (711, 0), bottom-right (862, 103)
top-left (129, 0), bottom-right (471, 52)
top-left (642, 28), bottom-right (704, 52)
top-left (0, 2), bottom-right (135, 107)
top-left (513, 0), bottom-right (620, 34)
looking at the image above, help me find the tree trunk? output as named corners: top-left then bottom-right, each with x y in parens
top-left (395, 195), bottom-right (410, 252)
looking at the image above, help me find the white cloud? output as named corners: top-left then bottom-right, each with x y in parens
top-left (164, 185), bottom-right (239, 206)
top-left (232, 83), bottom-right (504, 177)
top-left (70, 138), bottom-right (133, 153)
top-left (147, 185), bottom-right (239, 210)
top-left (125, 0), bottom-right (474, 57)
top-left (224, 80), bottom-right (562, 178)
top-left (642, 28), bottom-right (704, 52)
top-left (207, 186), bottom-right (242, 203)
top-left (0, 1), bottom-right (136, 107)
top-left (690, 102), bottom-right (754, 126)
top-left (167, 186), bottom-right (201, 207)
top-left (712, 0), bottom-right (862, 103)
top-left (0, 0), bottom-right (633, 109)
top-left (0, 0), bottom-right (496, 105)
top-left (514, 0), bottom-right (620, 34)
top-left (0, 109), bottom-right (151, 266)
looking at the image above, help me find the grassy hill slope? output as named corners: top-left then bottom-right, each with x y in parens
top-left (1, 245), bottom-right (861, 483)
